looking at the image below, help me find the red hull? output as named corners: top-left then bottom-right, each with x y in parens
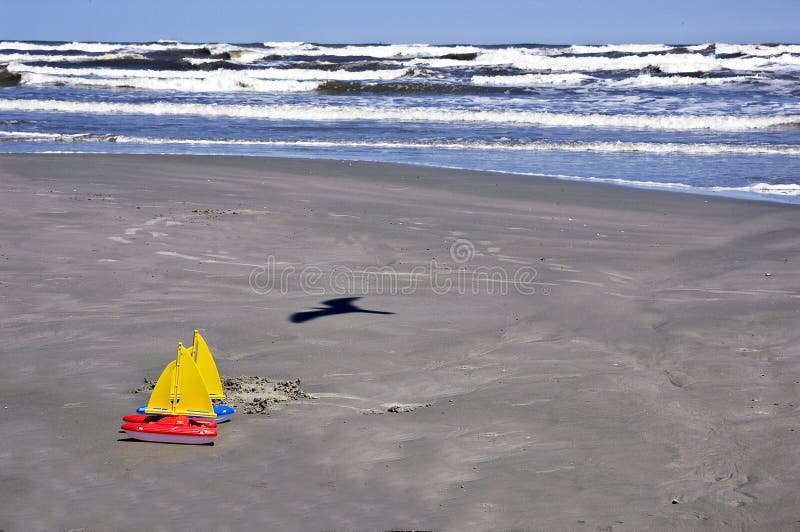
top-left (121, 415), bottom-right (217, 444)
top-left (123, 413), bottom-right (217, 427)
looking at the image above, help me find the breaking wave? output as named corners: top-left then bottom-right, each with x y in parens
top-left (0, 40), bottom-right (203, 53)
top-left (709, 183), bottom-right (800, 196)
top-left (4, 40), bottom-right (798, 95)
top-left (471, 72), bottom-right (769, 88)
top-left (2, 98), bottom-right (797, 131)
top-left (0, 52), bottom-right (148, 64)
top-left (4, 41), bottom-right (798, 74)
top-left (7, 63), bottom-right (411, 92)
top-left (8, 63), bottom-right (408, 81)
top-left (411, 51), bottom-right (800, 73)
top-left (260, 42), bottom-right (486, 59)
top-left (3, 130), bottom-right (798, 156)
top-left (13, 73), bottom-right (320, 93)
top-left (539, 173), bottom-right (800, 197)
top-left (471, 72), bottom-right (595, 87)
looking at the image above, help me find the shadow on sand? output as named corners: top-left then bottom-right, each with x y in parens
top-left (117, 433), bottom-right (214, 445)
top-left (289, 297), bottom-right (395, 324)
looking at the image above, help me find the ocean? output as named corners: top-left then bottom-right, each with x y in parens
top-left (1, 40), bottom-right (799, 203)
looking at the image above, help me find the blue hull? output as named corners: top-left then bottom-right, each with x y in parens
top-left (136, 404), bottom-right (234, 423)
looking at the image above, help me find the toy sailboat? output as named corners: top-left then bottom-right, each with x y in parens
top-left (122, 341), bottom-right (218, 444)
top-left (135, 330), bottom-right (234, 422)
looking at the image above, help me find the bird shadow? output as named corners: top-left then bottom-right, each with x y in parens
top-left (289, 297), bottom-right (395, 324)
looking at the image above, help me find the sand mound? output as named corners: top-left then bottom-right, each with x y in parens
top-left (132, 375), bottom-right (311, 415)
top-left (360, 402), bottom-right (433, 415)
top-left (221, 376), bottom-right (311, 414)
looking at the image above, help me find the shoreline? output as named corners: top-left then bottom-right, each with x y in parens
top-left (5, 150), bottom-right (800, 206)
top-left (2, 150), bottom-right (798, 205)
top-left (1, 153), bottom-right (798, 529)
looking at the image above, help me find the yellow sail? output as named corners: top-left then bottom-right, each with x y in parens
top-left (144, 342), bottom-right (216, 418)
top-left (143, 357), bottom-right (177, 415)
top-left (192, 330), bottom-right (225, 400)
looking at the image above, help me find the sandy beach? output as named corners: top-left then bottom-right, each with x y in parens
top-left (1, 153), bottom-right (798, 530)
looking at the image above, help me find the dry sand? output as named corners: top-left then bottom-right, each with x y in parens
top-left (0, 153), bottom-right (798, 530)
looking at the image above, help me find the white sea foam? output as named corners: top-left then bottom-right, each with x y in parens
top-left (0, 40), bottom-right (201, 53)
top-left (260, 42), bottom-right (487, 59)
top-left (182, 57), bottom-right (222, 65)
top-left (262, 41), bottom-right (309, 49)
top-left (716, 43), bottom-right (800, 56)
top-left (471, 72), bottom-right (595, 87)
top-left (0, 41), bottom-right (127, 53)
top-left (16, 72), bottom-right (321, 93)
top-left (0, 40), bottom-right (270, 65)
top-left (9, 63), bottom-right (408, 82)
top-left (566, 44), bottom-right (675, 54)
top-left (3, 130), bottom-right (798, 156)
top-left (718, 53), bottom-right (800, 71)
top-left (513, 172), bottom-right (800, 197)
top-left (710, 183), bottom-right (800, 196)
top-left (470, 72), bottom-right (765, 88)
top-left (413, 50), bottom-right (800, 73)
top-left (2, 98), bottom-right (797, 131)
top-left (412, 50), bottom-right (712, 72)
top-left (0, 52), bottom-right (146, 63)
top-left (251, 68), bottom-right (405, 81)
top-left (606, 73), bottom-right (764, 88)
top-left (0, 131), bottom-right (62, 139)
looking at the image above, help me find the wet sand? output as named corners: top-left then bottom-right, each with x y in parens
top-left (1, 153), bottom-right (798, 530)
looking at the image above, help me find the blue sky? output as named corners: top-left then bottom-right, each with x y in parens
top-left (2, 0), bottom-right (798, 44)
